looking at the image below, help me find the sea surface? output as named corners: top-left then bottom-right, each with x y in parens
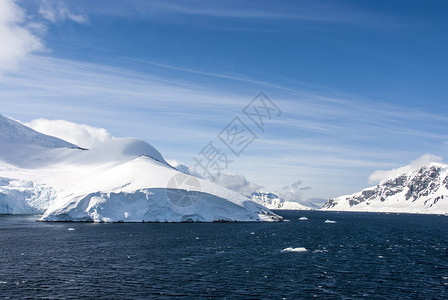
top-left (0, 211), bottom-right (447, 299)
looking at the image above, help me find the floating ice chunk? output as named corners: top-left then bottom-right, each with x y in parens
top-left (281, 247), bottom-right (307, 253)
top-left (324, 219), bottom-right (337, 223)
top-left (299, 217), bottom-right (308, 221)
top-left (313, 249), bottom-right (328, 253)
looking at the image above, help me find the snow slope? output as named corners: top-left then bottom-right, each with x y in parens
top-left (0, 114), bottom-right (281, 222)
top-left (0, 114), bottom-right (77, 168)
top-left (322, 163), bottom-right (448, 214)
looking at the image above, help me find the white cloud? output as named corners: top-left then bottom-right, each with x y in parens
top-left (368, 154), bottom-right (443, 184)
top-left (0, 0), bottom-right (43, 74)
top-left (24, 118), bottom-right (112, 149)
top-left (38, 0), bottom-right (87, 23)
top-left (0, 0), bottom-right (88, 75)
top-left (277, 189), bottom-right (303, 202)
top-left (164, 161), bottom-right (262, 196)
top-left (213, 173), bottom-right (263, 196)
top-left (274, 179), bottom-right (312, 202)
top-left (276, 188), bottom-right (305, 203)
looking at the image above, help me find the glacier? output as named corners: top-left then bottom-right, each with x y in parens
top-left (0, 114), bottom-right (281, 222)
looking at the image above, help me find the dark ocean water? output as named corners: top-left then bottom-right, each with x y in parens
top-left (0, 211), bottom-right (447, 299)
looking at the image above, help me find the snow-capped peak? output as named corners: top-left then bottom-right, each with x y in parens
top-left (323, 164), bottom-right (448, 214)
top-left (65, 137), bottom-right (170, 166)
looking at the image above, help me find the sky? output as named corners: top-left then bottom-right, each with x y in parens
top-left (1, 0), bottom-right (448, 203)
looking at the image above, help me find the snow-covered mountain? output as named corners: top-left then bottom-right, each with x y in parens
top-left (0, 114), bottom-right (281, 222)
top-left (322, 164), bottom-right (448, 214)
top-left (250, 191), bottom-right (312, 210)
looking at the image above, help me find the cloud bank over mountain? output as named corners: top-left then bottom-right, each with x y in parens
top-left (24, 118), bottom-right (112, 149)
top-left (369, 154), bottom-right (443, 184)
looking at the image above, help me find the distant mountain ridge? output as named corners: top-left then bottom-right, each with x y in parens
top-left (323, 163), bottom-right (448, 214)
top-left (250, 191), bottom-right (312, 210)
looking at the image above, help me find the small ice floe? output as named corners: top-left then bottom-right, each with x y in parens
top-left (281, 247), bottom-right (307, 253)
top-left (68, 228), bottom-right (76, 231)
top-left (324, 219), bottom-right (337, 224)
top-left (313, 249), bottom-right (328, 253)
top-left (299, 217), bottom-right (308, 221)
top-left (250, 232), bottom-right (255, 235)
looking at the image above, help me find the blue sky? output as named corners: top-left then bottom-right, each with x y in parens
top-left (1, 0), bottom-right (448, 201)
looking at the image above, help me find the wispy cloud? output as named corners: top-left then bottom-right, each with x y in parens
top-left (66, 0), bottom-right (396, 27)
top-left (0, 0), bottom-right (90, 76)
top-left (2, 54), bottom-right (448, 199)
top-left (38, 0), bottom-right (87, 24)
top-left (0, 0), bottom-right (43, 74)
